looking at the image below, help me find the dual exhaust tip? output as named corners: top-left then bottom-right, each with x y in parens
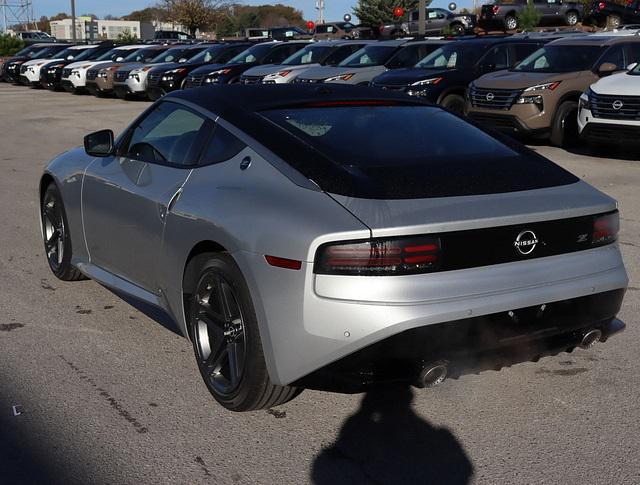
top-left (414, 329), bottom-right (603, 389)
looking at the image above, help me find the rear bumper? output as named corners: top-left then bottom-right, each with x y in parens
top-left (294, 290), bottom-right (626, 392)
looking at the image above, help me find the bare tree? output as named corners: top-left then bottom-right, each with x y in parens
top-left (160, 0), bottom-right (229, 36)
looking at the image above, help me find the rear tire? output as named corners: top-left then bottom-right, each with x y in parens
top-left (41, 183), bottom-right (86, 281)
top-left (187, 253), bottom-right (301, 411)
top-left (550, 100), bottom-right (579, 147)
top-left (565, 10), bottom-right (579, 26)
top-left (440, 93), bottom-right (465, 115)
top-left (505, 15), bottom-right (518, 30)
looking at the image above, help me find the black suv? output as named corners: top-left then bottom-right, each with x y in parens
top-left (183, 42), bottom-right (309, 88)
top-left (479, 0), bottom-right (584, 30)
top-left (3, 44), bottom-right (70, 83)
top-left (370, 36), bottom-right (550, 113)
top-left (145, 43), bottom-right (252, 100)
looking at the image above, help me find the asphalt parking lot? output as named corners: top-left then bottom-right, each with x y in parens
top-left (1, 82), bottom-right (639, 485)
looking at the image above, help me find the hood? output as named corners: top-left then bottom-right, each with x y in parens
top-left (66, 60), bottom-right (110, 70)
top-left (23, 57), bottom-right (53, 67)
top-left (373, 68), bottom-right (454, 86)
top-left (118, 62), bottom-right (146, 72)
top-left (331, 181), bottom-right (615, 238)
top-left (188, 62), bottom-right (230, 75)
top-left (261, 63), bottom-right (320, 77)
top-left (474, 70), bottom-right (581, 89)
top-left (591, 71), bottom-right (640, 96)
top-left (244, 64), bottom-right (286, 77)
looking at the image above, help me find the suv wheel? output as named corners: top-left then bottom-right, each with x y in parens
top-left (550, 100), bottom-right (578, 147)
top-left (440, 94), bottom-right (465, 115)
top-left (607, 14), bottom-right (621, 29)
top-left (450, 23), bottom-right (465, 36)
top-left (505, 15), bottom-right (518, 30)
top-left (187, 253), bottom-right (301, 411)
top-left (565, 11), bottom-right (579, 26)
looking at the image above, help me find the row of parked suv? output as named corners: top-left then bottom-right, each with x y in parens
top-left (3, 32), bottom-right (640, 148)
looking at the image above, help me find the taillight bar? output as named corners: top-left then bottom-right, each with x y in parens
top-left (314, 236), bottom-right (441, 276)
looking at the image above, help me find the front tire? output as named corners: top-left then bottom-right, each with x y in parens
top-left (440, 93), bottom-right (465, 115)
top-left (550, 100), bottom-right (579, 147)
top-left (41, 183), bottom-right (85, 281)
top-left (187, 253), bottom-right (300, 411)
top-left (450, 23), bottom-right (465, 36)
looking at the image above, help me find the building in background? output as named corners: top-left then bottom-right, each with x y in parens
top-left (50, 18), bottom-right (156, 41)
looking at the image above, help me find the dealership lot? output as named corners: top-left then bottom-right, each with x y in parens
top-left (1, 83), bottom-right (640, 484)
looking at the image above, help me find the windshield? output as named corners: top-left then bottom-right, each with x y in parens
top-left (15, 45), bottom-right (37, 57)
top-left (151, 47), bottom-right (187, 63)
top-left (283, 45), bottom-right (333, 66)
top-left (416, 43), bottom-right (486, 69)
top-left (96, 48), bottom-right (134, 62)
top-left (261, 105), bottom-right (577, 198)
top-left (229, 44), bottom-right (273, 64)
top-left (339, 46), bottom-right (399, 67)
top-left (124, 48), bottom-right (168, 63)
top-left (29, 46), bottom-right (65, 59)
top-left (514, 45), bottom-right (604, 73)
top-left (75, 47), bottom-right (100, 61)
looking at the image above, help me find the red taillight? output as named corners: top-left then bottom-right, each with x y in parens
top-left (592, 212), bottom-right (619, 246)
top-left (598, 2), bottom-right (606, 10)
top-left (314, 236), bottom-right (441, 276)
top-left (265, 255), bottom-right (302, 270)
top-left (492, 5), bottom-right (501, 14)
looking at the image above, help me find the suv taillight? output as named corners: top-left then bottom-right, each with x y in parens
top-left (492, 5), bottom-right (501, 14)
top-left (592, 212), bottom-right (619, 247)
top-left (314, 236), bottom-right (441, 276)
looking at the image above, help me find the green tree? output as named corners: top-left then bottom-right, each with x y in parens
top-left (117, 29), bottom-right (139, 43)
top-left (353, 0), bottom-right (423, 27)
top-left (0, 34), bottom-right (25, 56)
top-left (517, 0), bottom-right (541, 31)
top-left (123, 7), bottom-right (168, 22)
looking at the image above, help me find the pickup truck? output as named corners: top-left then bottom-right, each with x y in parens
top-left (479, 0), bottom-right (584, 31)
top-left (380, 7), bottom-right (477, 37)
top-left (588, 0), bottom-right (640, 28)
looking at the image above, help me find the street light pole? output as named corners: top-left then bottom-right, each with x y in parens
top-left (418, 0), bottom-right (426, 36)
top-left (70, 0), bottom-right (76, 42)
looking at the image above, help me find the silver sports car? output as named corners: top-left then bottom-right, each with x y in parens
top-left (40, 85), bottom-right (628, 412)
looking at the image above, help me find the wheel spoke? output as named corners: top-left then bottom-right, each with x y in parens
top-left (227, 342), bottom-right (240, 387)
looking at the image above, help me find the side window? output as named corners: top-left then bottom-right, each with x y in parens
top-left (264, 46), bottom-right (294, 64)
top-left (481, 45), bottom-right (510, 70)
top-left (125, 103), bottom-right (206, 166)
top-left (625, 43), bottom-right (640, 66)
top-left (200, 125), bottom-right (246, 166)
top-left (598, 45), bottom-right (625, 70)
top-left (512, 43), bottom-right (542, 64)
top-left (411, 11), bottom-right (420, 21)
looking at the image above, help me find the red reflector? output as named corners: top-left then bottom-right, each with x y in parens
top-left (404, 254), bottom-right (438, 264)
top-left (265, 255), bottom-right (302, 270)
top-left (304, 100), bottom-right (399, 108)
top-left (404, 244), bottom-right (439, 253)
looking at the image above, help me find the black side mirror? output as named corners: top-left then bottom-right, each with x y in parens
top-left (84, 129), bottom-right (115, 157)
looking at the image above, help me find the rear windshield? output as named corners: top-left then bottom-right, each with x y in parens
top-left (339, 45), bottom-right (399, 67)
top-left (261, 105), bottom-right (577, 198)
top-left (514, 45), bottom-right (604, 73)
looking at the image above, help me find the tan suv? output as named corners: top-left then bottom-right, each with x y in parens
top-left (465, 36), bottom-right (640, 146)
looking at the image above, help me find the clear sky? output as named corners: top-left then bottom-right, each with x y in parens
top-left (35, 0), bottom-right (462, 23)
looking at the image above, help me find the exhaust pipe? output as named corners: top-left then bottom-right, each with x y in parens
top-left (415, 361), bottom-right (448, 389)
top-left (580, 329), bottom-right (602, 349)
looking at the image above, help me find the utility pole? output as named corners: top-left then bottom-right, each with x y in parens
top-left (418, 0), bottom-right (426, 36)
top-left (315, 0), bottom-right (325, 24)
top-left (70, 0), bottom-right (76, 41)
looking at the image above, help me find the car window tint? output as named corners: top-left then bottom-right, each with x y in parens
top-left (200, 125), bottom-right (246, 165)
top-left (625, 43), bottom-right (640, 65)
top-left (386, 45), bottom-right (424, 68)
top-left (261, 106), bottom-right (578, 198)
top-left (512, 43), bottom-right (541, 63)
top-left (482, 45), bottom-right (510, 70)
top-left (598, 45), bottom-right (625, 70)
top-left (323, 44), bottom-right (362, 65)
top-left (126, 104), bottom-right (206, 166)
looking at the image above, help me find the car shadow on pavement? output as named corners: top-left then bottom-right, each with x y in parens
top-left (311, 386), bottom-right (473, 485)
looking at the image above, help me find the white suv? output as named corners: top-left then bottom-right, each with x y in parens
top-left (61, 44), bottom-right (147, 94)
top-left (21, 45), bottom-right (96, 87)
top-left (578, 61), bottom-right (640, 146)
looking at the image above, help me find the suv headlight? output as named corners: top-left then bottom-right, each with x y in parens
top-left (523, 81), bottom-right (561, 92)
top-left (324, 73), bottom-right (355, 82)
top-left (410, 77), bottom-right (443, 87)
